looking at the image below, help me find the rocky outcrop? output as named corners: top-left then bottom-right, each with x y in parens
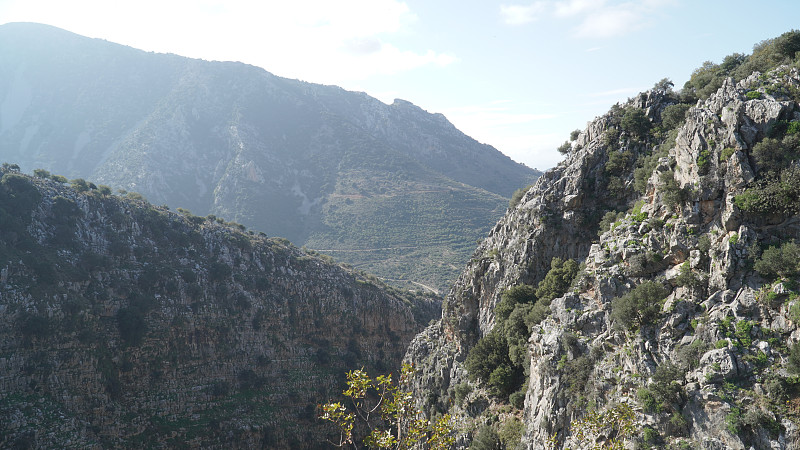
top-left (405, 66), bottom-right (800, 448)
top-left (0, 173), bottom-right (439, 449)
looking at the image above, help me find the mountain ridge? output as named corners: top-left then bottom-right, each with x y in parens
top-left (0, 22), bottom-right (540, 293)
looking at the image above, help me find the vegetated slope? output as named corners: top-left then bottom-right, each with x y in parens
top-left (0, 169), bottom-right (439, 449)
top-left (0, 22), bottom-right (540, 294)
top-left (404, 31), bottom-right (800, 449)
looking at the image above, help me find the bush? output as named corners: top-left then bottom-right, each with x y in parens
top-left (675, 339), bottom-right (708, 370)
top-left (535, 258), bottom-right (580, 302)
top-left (734, 166), bottom-right (800, 216)
top-left (470, 425), bottom-right (500, 450)
top-left (789, 343), bottom-right (800, 374)
top-left (453, 382), bottom-right (473, 405)
top-left (660, 171), bottom-right (689, 209)
top-left (498, 417), bottom-right (523, 448)
top-left (675, 262), bottom-right (705, 290)
top-left (752, 135), bottom-right (800, 175)
top-left (465, 331), bottom-right (512, 384)
top-left (754, 241), bottom-right (800, 280)
top-left (626, 251), bottom-right (666, 277)
top-left (598, 210), bottom-right (625, 235)
top-left (557, 141), bottom-right (571, 154)
top-left (660, 103), bottom-right (691, 130)
top-left (746, 90), bottom-right (763, 100)
top-left (611, 281), bottom-right (669, 330)
top-left (720, 147), bottom-right (736, 162)
top-left (509, 185), bottom-right (531, 209)
top-left (620, 107), bottom-right (651, 140)
top-left (509, 389), bottom-right (525, 410)
top-left (32, 168), bottom-right (51, 178)
top-left (697, 148), bottom-right (711, 175)
top-left (638, 362), bottom-right (683, 413)
top-left (488, 364), bottom-right (519, 398)
top-left (496, 285), bottom-right (536, 323)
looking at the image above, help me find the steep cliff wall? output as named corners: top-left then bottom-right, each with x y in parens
top-left (406, 65), bottom-right (800, 449)
top-left (0, 173), bottom-right (439, 448)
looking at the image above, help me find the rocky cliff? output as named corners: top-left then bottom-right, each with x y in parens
top-left (0, 171), bottom-right (439, 448)
top-left (0, 22), bottom-right (540, 294)
top-left (405, 49), bottom-right (800, 448)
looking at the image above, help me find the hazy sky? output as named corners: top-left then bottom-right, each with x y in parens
top-left (2, 0), bottom-right (799, 170)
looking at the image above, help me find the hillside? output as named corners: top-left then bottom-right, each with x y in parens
top-left (0, 169), bottom-right (439, 448)
top-left (0, 22), bottom-right (540, 293)
top-left (404, 31), bottom-right (800, 449)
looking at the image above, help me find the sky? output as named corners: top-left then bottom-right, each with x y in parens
top-left (1, 0), bottom-right (799, 171)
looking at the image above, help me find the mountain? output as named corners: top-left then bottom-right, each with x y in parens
top-left (0, 22), bottom-right (540, 294)
top-left (404, 31), bottom-right (800, 449)
top-left (0, 170), bottom-right (439, 448)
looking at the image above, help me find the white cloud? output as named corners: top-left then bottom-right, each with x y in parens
top-left (553, 0), bottom-right (602, 17)
top-left (0, 0), bottom-right (455, 86)
top-left (500, 2), bottom-right (548, 25)
top-left (499, 0), bottom-right (675, 39)
top-left (574, 7), bottom-right (642, 38)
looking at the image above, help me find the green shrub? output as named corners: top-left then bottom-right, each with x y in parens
top-left (465, 331), bottom-right (512, 384)
top-left (620, 107), bottom-right (652, 140)
top-left (720, 147), bottom-right (736, 162)
top-left (70, 178), bottom-right (90, 192)
top-left (611, 281), bottom-right (669, 330)
top-left (509, 389), bottom-right (525, 410)
top-left (746, 90), bottom-right (763, 100)
top-left (697, 148), bottom-right (711, 175)
top-left (557, 141), bottom-right (571, 154)
top-left (789, 343), bottom-right (800, 374)
top-left (469, 425), bottom-right (500, 450)
top-left (660, 171), bottom-right (689, 210)
top-left (453, 382), bottom-right (473, 405)
top-left (642, 426), bottom-right (660, 445)
top-left (606, 149), bottom-right (634, 176)
top-left (32, 168), bottom-right (51, 178)
top-left (754, 241), bottom-right (800, 280)
top-left (661, 104), bottom-right (691, 130)
top-left (726, 407), bottom-right (743, 434)
top-left (498, 417), bottom-right (523, 448)
top-left (675, 262), bottom-right (705, 290)
top-left (509, 185), bottom-right (532, 209)
top-left (734, 320), bottom-right (754, 347)
top-left (496, 285), bottom-right (536, 323)
top-left (598, 210), bottom-right (625, 235)
top-left (675, 339), bottom-right (708, 370)
top-left (561, 354), bottom-right (596, 396)
top-left (535, 258), bottom-right (580, 302)
top-left (638, 362), bottom-right (684, 413)
top-left (488, 364), bottom-right (519, 398)
top-left (752, 135), bottom-right (800, 175)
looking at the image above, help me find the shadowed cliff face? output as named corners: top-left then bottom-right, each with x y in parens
top-left (405, 66), bottom-right (800, 449)
top-left (0, 172), bottom-right (439, 449)
top-left (0, 22), bottom-right (540, 294)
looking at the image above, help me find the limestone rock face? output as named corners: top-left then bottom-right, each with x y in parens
top-left (405, 66), bottom-right (800, 449)
top-left (0, 174), bottom-right (439, 449)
